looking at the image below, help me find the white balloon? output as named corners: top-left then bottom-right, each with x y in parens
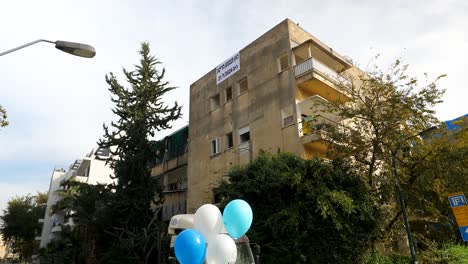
top-left (194, 204), bottom-right (224, 243)
top-left (205, 234), bottom-right (237, 264)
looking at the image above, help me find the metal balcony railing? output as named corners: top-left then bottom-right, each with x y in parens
top-left (162, 201), bottom-right (186, 221)
top-left (294, 57), bottom-right (351, 87)
top-left (299, 114), bottom-right (344, 138)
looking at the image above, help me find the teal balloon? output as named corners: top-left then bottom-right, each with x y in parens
top-left (223, 199), bottom-right (253, 239)
top-left (174, 229), bottom-right (206, 264)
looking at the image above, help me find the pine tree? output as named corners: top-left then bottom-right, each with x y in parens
top-left (97, 42), bottom-right (181, 263)
top-left (0, 104), bottom-right (8, 128)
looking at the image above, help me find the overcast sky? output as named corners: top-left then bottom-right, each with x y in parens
top-left (0, 0), bottom-right (467, 212)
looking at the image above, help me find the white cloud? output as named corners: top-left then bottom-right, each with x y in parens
top-left (0, 0), bottom-right (467, 205)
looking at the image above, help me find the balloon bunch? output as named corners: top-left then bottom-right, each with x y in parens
top-left (174, 199), bottom-right (253, 264)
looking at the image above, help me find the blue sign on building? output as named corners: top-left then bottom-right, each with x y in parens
top-left (448, 194), bottom-right (467, 208)
top-left (460, 226), bottom-right (468, 242)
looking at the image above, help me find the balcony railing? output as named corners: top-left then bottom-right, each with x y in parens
top-left (299, 114), bottom-right (343, 138)
top-left (163, 181), bottom-right (187, 194)
top-left (294, 57), bottom-right (351, 87)
top-left (151, 152), bottom-right (188, 177)
top-left (300, 121), bottom-right (334, 137)
top-left (162, 201), bottom-right (186, 221)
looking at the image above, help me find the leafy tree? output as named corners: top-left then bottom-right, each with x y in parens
top-left (36, 180), bottom-right (115, 264)
top-left (38, 225), bottom-right (80, 264)
top-left (0, 104), bottom-right (8, 128)
top-left (319, 60), bottom-right (449, 241)
top-left (399, 116), bottom-right (468, 244)
top-left (215, 152), bottom-right (382, 264)
top-left (325, 60), bottom-right (445, 188)
top-left (96, 42), bottom-right (181, 263)
top-left (0, 193), bottom-right (47, 262)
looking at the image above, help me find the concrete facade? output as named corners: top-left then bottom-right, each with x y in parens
top-left (38, 147), bottom-right (114, 248)
top-left (187, 19), bottom-right (361, 212)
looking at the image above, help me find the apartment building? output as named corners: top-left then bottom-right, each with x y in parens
top-left (150, 126), bottom-right (189, 221)
top-left (38, 147), bottom-right (114, 248)
top-left (187, 18), bottom-right (362, 212)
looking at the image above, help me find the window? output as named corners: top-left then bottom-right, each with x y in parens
top-left (210, 94), bottom-right (220, 110)
top-left (238, 78), bottom-right (248, 94)
top-left (281, 105), bottom-right (294, 127)
top-left (225, 86), bottom-right (232, 102)
top-left (226, 132), bottom-right (233, 148)
top-left (283, 116), bottom-right (294, 127)
top-left (211, 138), bottom-right (220, 155)
top-left (278, 53), bottom-right (289, 72)
top-left (239, 126), bottom-right (250, 143)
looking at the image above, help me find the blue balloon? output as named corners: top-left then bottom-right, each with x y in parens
top-left (223, 199), bottom-right (253, 239)
top-left (174, 229), bottom-right (206, 264)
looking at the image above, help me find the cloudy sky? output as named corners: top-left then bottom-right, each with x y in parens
top-left (0, 0), bottom-right (467, 211)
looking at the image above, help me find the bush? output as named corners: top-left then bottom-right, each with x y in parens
top-left (363, 253), bottom-right (411, 264)
top-left (419, 244), bottom-right (468, 264)
top-left (215, 153), bottom-right (383, 264)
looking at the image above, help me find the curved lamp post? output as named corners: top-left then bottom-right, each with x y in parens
top-left (0, 39), bottom-right (96, 58)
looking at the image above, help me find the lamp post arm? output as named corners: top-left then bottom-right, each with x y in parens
top-left (0, 39), bottom-right (55, 56)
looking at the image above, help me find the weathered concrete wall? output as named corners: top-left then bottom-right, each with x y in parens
top-left (188, 19), bottom-right (300, 212)
top-left (187, 19), bottom-right (361, 212)
top-left (39, 170), bottom-right (66, 248)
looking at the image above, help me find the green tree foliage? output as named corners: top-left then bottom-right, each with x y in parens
top-left (399, 116), bottom-right (468, 244)
top-left (321, 60), bottom-right (451, 243)
top-left (38, 181), bottom-right (114, 264)
top-left (40, 43), bottom-right (180, 264)
top-left (38, 225), bottom-right (83, 264)
top-left (95, 42), bottom-right (181, 263)
top-left (0, 104), bottom-right (8, 128)
top-left (215, 152), bottom-right (382, 264)
top-left (37, 42), bottom-right (180, 264)
top-left (0, 193), bottom-right (47, 262)
top-left (326, 60), bottom-right (445, 188)
top-left (61, 182), bottom-right (112, 263)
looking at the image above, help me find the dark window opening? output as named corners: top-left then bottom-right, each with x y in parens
top-left (226, 132), bottom-right (233, 148)
top-left (238, 78), bottom-right (248, 94)
top-left (225, 87), bottom-right (232, 101)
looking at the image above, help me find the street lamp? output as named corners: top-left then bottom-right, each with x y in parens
top-left (0, 39), bottom-right (96, 58)
top-left (392, 126), bottom-right (437, 264)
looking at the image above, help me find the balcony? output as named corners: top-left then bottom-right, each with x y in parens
top-left (70, 175), bottom-right (88, 183)
top-left (294, 58), bottom-right (351, 102)
top-left (295, 57), bottom-right (351, 86)
top-left (163, 181), bottom-right (187, 194)
top-left (151, 152), bottom-right (188, 177)
top-left (297, 94), bottom-right (340, 121)
top-left (162, 202), bottom-right (186, 221)
top-left (299, 114), bottom-right (341, 157)
top-left (292, 40), bottom-right (352, 103)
